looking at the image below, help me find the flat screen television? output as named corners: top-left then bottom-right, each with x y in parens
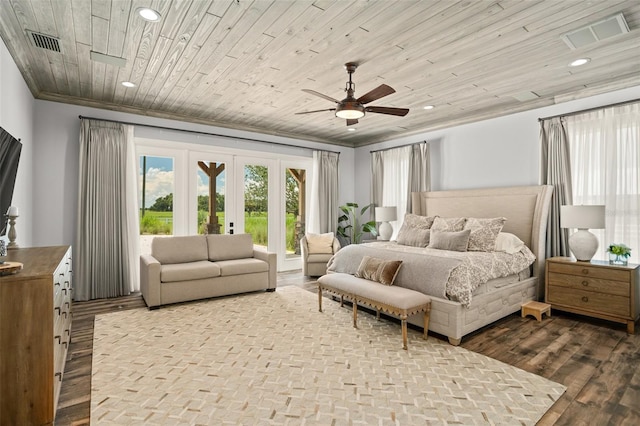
top-left (0, 127), bottom-right (22, 236)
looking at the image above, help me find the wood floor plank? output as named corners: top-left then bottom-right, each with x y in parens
top-left (54, 272), bottom-right (640, 425)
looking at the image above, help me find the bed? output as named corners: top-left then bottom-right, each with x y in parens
top-left (328, 185), bottom-right (553, 345)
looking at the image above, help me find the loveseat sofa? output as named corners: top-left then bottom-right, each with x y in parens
top-left (140, 233), bottom-right (276, 308)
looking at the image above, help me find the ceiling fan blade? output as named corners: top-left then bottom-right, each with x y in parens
top-left (295, 108), bottom-right (336, 115)
top-left (346, 119), bottom-right (358, 126)
top-left (365, 106), bottom-right (409, 116)
top-left (356, 84), bottom-right (395, 104)
top-left (302, 89), bottom-right (339, 103)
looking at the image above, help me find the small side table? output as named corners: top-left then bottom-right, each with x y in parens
top-left (521, 301), bottom-right (551, 322)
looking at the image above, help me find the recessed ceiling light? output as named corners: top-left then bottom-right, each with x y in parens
top-left (570, 58), bottom-right (591, 67)
top-left (137, 7), bottom-right (161, 22)
top-left (121, 81), bottom-right (136, 88)
top-left (347, 128), bottom-right (356, 132)
top-left (423, 105), bottom-right (435, 110)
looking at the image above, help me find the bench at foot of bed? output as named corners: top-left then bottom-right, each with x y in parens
top-left (317, 273), bottom-right (432, 350)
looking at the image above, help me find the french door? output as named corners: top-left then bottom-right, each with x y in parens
top-left (137, 142), bottom-right (310, 271)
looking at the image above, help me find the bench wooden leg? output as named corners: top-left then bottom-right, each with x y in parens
top-left (401, 317), bottom-right (408, 350)
top-left (318, 286), bottom-right (323, 312)
top-left (376, 309), bottom-right (380, 320)
top-left (340, 295), bottom-right (344, 307)
top-left (423, 305), bottom-right (431, 341)
top-left (352, 299), bottom-right (358, 329)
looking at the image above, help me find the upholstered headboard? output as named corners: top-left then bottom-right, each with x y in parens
top-left (411, 185), bottom-right (553, 294)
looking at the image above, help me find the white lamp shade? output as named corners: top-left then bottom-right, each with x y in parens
top-left (375, 206), bottom-right (397, 222)
top-left (560, 205), bottom-right (605, 229)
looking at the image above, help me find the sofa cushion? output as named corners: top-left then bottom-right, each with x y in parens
top-left (307, 253), bottom-right (333, 263)
top-left (160, 261), bottom-right (221, 283)
top-left (207, 234), bottom-right (254, 261)
top-left (216, 258), bottom-right (268, 276)
top-left (152, 235), bottom-right (208, 264)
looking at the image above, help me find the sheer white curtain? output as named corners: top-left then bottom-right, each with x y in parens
top-left (565, 103), bottom-right (640, 264)
top-left (76, 119), bottom-right (140, 300)
top-left (309, 150), bottom-right (339, 234)
top-left (372, 146), bottom-right (412, 240)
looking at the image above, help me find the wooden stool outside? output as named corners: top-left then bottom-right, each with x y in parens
top-left (521, 301), bottom-right (551, 322)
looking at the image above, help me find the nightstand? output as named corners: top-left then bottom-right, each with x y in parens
top-left (545, 257), bottom-right (640, 333)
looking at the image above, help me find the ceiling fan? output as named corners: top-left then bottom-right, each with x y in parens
top-left (296, 62), bottom-right (409, 126)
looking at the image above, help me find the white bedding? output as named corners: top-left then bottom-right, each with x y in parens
top-left (359, 241), bottom-right (536, 306)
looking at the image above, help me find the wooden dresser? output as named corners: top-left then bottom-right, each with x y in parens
top-left (545, 256), bottom-right (639, 333)
top-left (0, 246), bottom-right (72, 425)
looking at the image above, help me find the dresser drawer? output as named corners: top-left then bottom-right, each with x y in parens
top-left (547, 273), bottom-right (629, 297)
top-left (548, 262), bottom-right (630, 282)
top-left (547, 285), bottom-right (630, 317)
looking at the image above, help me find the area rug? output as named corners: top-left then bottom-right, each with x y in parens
top-left (91, 286), bottom-right (565, 425)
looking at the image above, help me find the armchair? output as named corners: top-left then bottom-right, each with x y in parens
top-left (300, 233), bottom-right (341, 277)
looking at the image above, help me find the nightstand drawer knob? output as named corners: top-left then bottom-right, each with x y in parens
top-left (582, 296), bottom-right (589, 302)
top-left (582, 268), bottom-right (589, 274)
top-left (582, 280), bottom-right (589, 286)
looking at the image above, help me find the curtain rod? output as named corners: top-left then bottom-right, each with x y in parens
top-left (538, 97), bottom-right (640, 122)
top-left (78, 115), bottom-right (341, 155)
top-left (369, 140), bottom-right (426, 153)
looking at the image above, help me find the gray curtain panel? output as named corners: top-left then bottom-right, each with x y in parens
top-left (370, 151), bottom-right (383, 208)
top-left (540, 117), bottom-right (572, 258)
top-left (76, 119), bottom-right (135, 300)
top-left (407, 142), bottom-right (431, 210)
top-left (313, 150), bottom-right (339, 234)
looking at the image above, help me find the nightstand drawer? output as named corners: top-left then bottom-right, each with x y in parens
top-left (547, 262), bottom-right (630, 282)
top-left (547, 273), bottom-right (629, 297)
top-left (547, 285), bottom-right (630, 317)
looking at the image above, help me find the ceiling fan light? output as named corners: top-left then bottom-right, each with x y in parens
top-left (336, 109), bottom-right (365, 119)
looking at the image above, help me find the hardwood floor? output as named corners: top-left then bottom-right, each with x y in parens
top-left (55, 271), bottom-right (639, 425)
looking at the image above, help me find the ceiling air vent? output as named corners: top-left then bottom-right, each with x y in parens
top-left (562, 13), bottom-right (630, 50)
top-left (26, 30), bottom-right (61, 53)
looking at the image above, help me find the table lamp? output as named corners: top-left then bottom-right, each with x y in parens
top-left (375, 206), bottom-right (397, 241)
top-left (560, 205), bottom-right (605, 262)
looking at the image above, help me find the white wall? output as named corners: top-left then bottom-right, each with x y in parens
top-left (0, 38), bottom-right (34, 246)
top-left (354, 85), bottom-right (640, 209)
top-left (32, 101), bottom-right (355, 246)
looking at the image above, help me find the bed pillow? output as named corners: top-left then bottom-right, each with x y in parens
top-left (428, 229), bottom-right (471, 252)
top-left (355, 256), bottom-right (403, 286)
top-left (402, 213), bottom-right (436, 230)
top-left (495, 232), bottom-right (526, 254)
top-left (431, 216), bottom-right (466, 232)
top-left (464, 217), bottom-right (506, 252)
top-left (305, 232), bottom-right (335, 254)
top-left (396, 223), bottom-right (430, 247)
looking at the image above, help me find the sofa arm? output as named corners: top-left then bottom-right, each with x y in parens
top-left (140, 254), bottom-right (162, 308)
top-left (254, 248), bottom-right (277, 290)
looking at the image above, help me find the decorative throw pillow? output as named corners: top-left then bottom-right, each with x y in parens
top-left (305, 232), bottom-right (335, 254)
top-left (396, 224), bottom-right (430, 247)
top-left (402, 213), bottom-right (436, 230)
top-left (431, 216), bottom-right (467, 232)
top-left (464, 217), bottom-right (507, 252)
top-left (495, 232), bottom-right (525, 254)
top-left (427, 229), bottom-right (471, 252)
top-left (355, 256), bottom-right (403, 286)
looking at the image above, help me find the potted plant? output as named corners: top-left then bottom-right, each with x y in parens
top-left (337, 202), bottom-right (377, 245)
top-left (606, 243), bottom-right (631, 266)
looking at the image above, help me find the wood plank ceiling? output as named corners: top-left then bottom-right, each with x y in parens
top-left (1, 0), bottom-right (639, 147)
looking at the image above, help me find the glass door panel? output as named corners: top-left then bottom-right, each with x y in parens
top-left (285, 168), bottom-right (306, 259)
top-left (243, 164), bottom-right (269, 249)
top-left (196, 161), bottom-right (226, 234)
top-left (138, 155), bottom-right (174, 254)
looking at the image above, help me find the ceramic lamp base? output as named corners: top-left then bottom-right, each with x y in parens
top-left (569, 228), bottom-right (598, 261)
top-left (378, 221), bottom-right (393, 241)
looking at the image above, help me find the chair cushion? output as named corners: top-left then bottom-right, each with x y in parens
top-left (152, 235), bottom-right (208, 264)
top-left (216, 258), bottom-right (268, 276)
top-left (160, 261), bottom-right (220, 283)
top-left (207, 234), bottom-right (254, 261)
top-left (307, 253), bottom-right (333, 263)
top-left (305, 232), bottom-right (335, 254)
